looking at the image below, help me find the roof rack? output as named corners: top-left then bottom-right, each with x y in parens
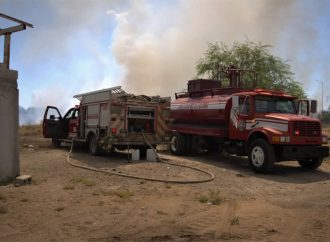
top-left (73, 86), bottom-right (127, 100)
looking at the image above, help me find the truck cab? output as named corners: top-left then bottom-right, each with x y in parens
top-left (230, 91), bottom-right (328, 172)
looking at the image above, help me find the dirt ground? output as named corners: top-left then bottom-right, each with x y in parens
top-left (1, 135), bottom-right (330, 242)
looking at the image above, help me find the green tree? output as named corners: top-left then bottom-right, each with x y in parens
top-left (196, 40), bottom-right (305, 98)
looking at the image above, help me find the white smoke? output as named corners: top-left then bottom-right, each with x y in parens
top-left (19, 106), bottom-right (43, 125)
top-left (2, 0), bottom-right (329, 125)
top-left (109, 0), bottom-right (329, 109)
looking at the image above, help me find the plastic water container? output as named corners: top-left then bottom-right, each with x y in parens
top-left (146, 149), bottom-right (157, 161)
top-left (131, 149), bottom-right (140, 161)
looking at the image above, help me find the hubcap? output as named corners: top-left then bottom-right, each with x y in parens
top-left (171, 136), bottom-right (178, 152)
top-left (251, 146), bottom-right (265, 167)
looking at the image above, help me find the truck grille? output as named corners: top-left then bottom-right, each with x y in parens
top-left (293, 121), bottom-right (320, 137)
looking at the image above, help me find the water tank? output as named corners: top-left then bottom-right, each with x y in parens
top-left (170, 94), bottom-right (231, 126)
top-left (187, 79), bottom-right (220, 92)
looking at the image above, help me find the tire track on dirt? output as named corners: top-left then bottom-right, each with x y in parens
top-left (278, 205), bottom-right (330, 242)
top-left (178, 200), bottom-right (239, 238)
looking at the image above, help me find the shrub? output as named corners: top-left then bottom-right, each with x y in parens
top-left (198, 189), bottom-right (223, 205)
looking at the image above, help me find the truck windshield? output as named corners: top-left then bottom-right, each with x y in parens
top-left (255, 96), bottom-right (296, 114)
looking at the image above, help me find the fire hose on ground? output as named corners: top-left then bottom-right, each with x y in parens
top-left (65, 134), bottom-right (215, 184)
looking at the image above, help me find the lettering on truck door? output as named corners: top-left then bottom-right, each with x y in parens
top-left (229, 95), bottom-right (252, 140)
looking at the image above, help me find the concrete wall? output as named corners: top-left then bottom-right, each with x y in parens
top-left (0, 67), bottom-right (19, 182)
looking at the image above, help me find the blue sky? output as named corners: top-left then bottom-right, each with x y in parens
top-left (1, 0), bottom-right (330, 121)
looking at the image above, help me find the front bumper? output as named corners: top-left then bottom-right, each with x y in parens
top-left (281, 145), bottom-right (329, 160)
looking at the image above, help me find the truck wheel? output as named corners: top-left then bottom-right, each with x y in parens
top-left (52, 138), bottom-right (61, 148)
top-left (298, 157), bottom-right (323, 170)
top-left (170, 132), bottom-right (186, 155)
top-left (89, 134), bottom-right (100, 155)
top-left (248, 139), bottom-right (275, 173)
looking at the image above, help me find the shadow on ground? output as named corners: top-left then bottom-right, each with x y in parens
top-left (167, 151), bottom-right (330, 185)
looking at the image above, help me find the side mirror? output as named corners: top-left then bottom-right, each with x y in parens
top-left (310, 100), bottom-right (317, 114)
top-left (50, 115), bottom-right (55, 120)
top-left (298, 99), bottom-right (318, 117)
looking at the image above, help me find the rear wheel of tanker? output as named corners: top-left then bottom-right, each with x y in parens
top-left (298, 157), bottom-right (323, 170)
top-left (248, 139), bottom-right (275, 173)
top-left (170, 132), bottom-right (186, 155)
top-left (89, 134), bottom-right (100, 155)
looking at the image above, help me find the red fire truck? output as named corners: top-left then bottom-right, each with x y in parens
top-left (43, 86), bottom-right (170, 155)
top-left (169, 67), bottom-right (329, 172)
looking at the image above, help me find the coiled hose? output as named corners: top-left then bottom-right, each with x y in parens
top-left (66, 135), bottom-right (215, 184)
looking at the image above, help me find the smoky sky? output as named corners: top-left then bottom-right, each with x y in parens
top-left (110, 0), bottom-right (329, 108)
top-left (1, 0), bottom-right (329, 125)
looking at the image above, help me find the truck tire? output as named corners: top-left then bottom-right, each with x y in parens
top-left (89, 134), bottom-right (100, 155)
top-left (298, 157), bottom-right (323, 170)
top-left (170, 132), bottom-right (186, 155)
top-left (248, 139), bottom-right (275, 173)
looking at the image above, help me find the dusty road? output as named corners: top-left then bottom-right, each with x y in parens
top-left (1, 136), bottom-right (330, 242)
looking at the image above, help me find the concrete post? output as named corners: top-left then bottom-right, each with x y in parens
top-left (0, 65), bottom-right (19, 182)
top-left (3, 34), bottom-right (11, 69)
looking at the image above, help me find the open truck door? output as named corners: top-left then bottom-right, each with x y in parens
top-left (229, 95), bottom-right (252, 141)
top-left (43, 106), bottom-right (64, 138)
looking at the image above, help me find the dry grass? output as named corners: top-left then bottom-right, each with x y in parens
top-left (55, 206), bottom-right (65, 212)
top-left (0, 205), bottom-right (7, 214)
top-left (70, 177), bottom-right (96, 187)
top-left (198, 195), bottom-right (209, 204)
top-left (19, 124), bottom-right (42, 136)
top-left (0, 192), bottom-right (7, 202)
top-left (156, 210), bottom-right (168, 215)
top-left (322, 124), bottom-right (330, 136)
top-left (63, 185), bottom-right (75, 190)
top-left (100, 188), bottom-right (134, 199)
top-left (198, 189), bottom-right (223, 205)
top-left (230, 216), bottom-right (240, 225)
top-left (113, 189), bottom-right (134, 199)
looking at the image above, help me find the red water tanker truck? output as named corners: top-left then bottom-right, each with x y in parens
top-left (169, 67), bottom-right (329, 173)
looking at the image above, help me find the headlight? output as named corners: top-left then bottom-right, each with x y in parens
top-left (272, 136), bottom-right (290, 143)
